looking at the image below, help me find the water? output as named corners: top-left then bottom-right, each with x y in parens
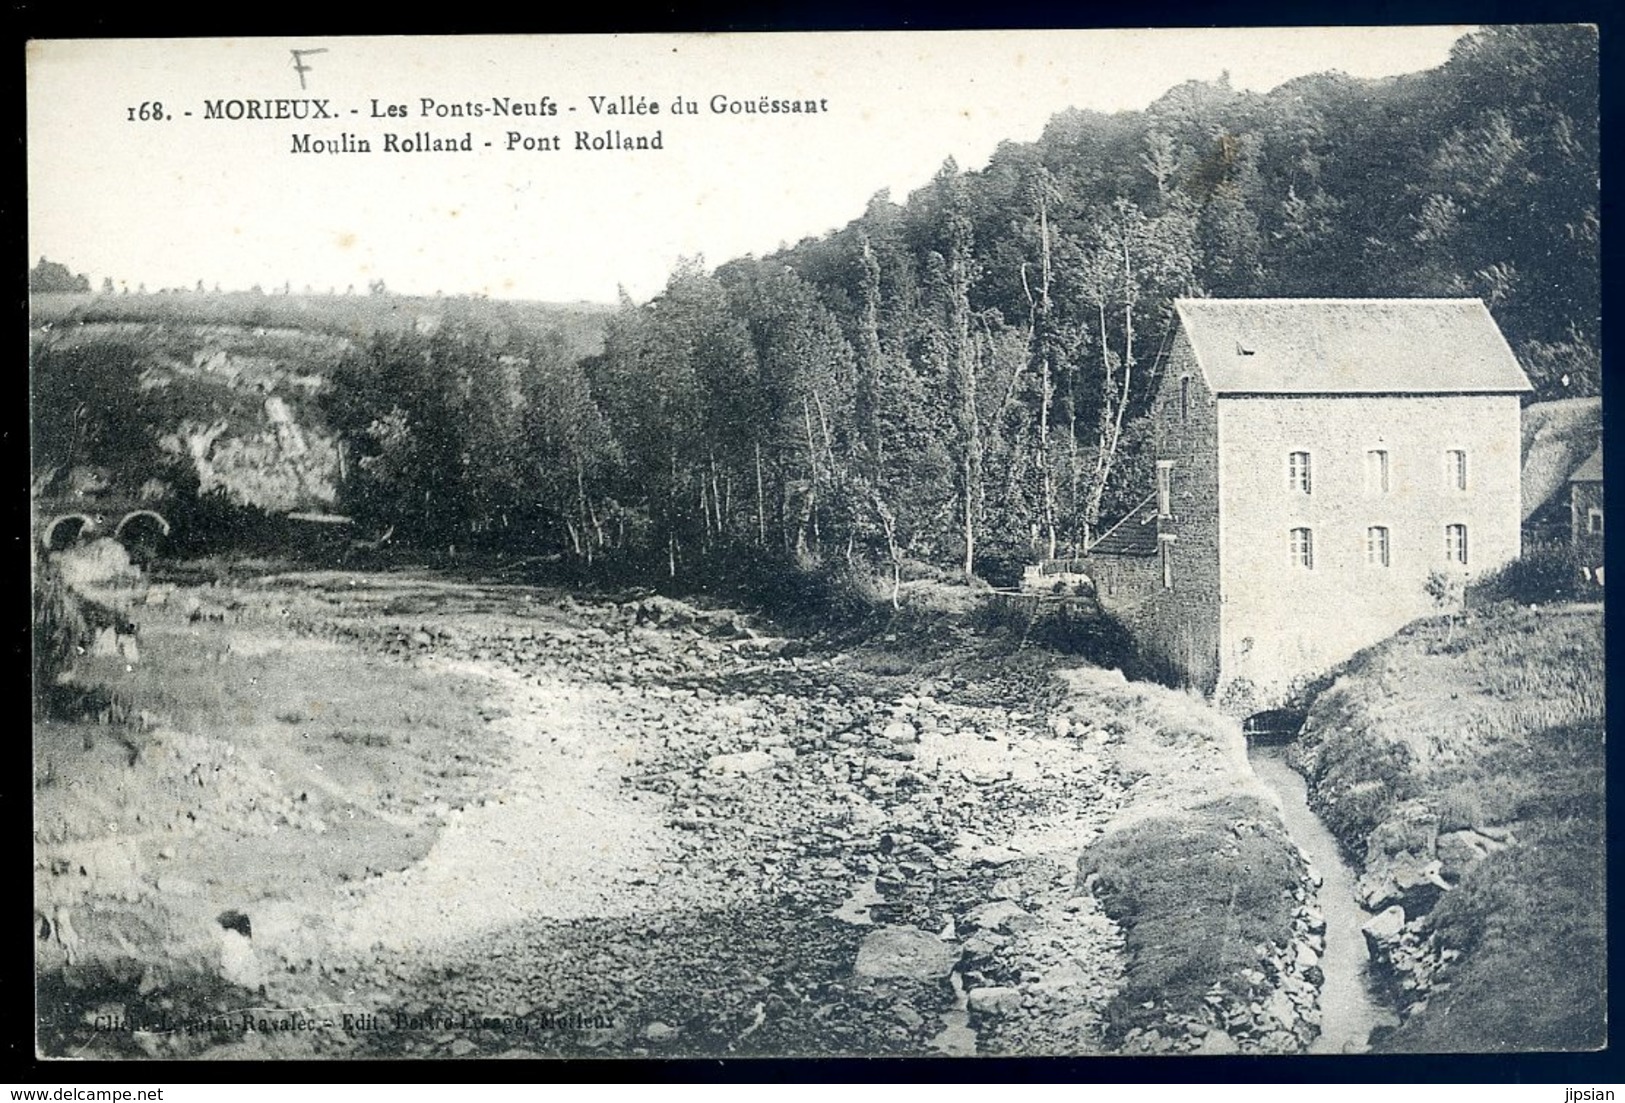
top-left (1247, 743), bottom-right (1398, 1054)
top-left (927, 968), bottom-right (976, 1056)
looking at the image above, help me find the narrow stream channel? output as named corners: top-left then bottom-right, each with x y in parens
top-left (1247, 743), bottom-right (1397, 1055)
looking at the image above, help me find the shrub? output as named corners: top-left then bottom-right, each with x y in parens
top-left (1300, 723), bottom-right (1419, 846)
top-left (1468, 542), bottom-right (1602, 607)
top-left (33, 560), bottom-right (89, 703)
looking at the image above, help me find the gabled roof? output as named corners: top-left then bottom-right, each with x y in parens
top-left (1174, 298), bottom-right (1534, 395)
top-left (1522, 397), bottom-right (1601, 520)
top-left (1087, 495), bottom-right (1159, 557)
top-left (1570, 444), bottom-right (1603, 483)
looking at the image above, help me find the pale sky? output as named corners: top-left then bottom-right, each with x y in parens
top-left (27, 29), bottom-right (1472, 304)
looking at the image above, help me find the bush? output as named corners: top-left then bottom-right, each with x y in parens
top-left (33, 560), bottom-right (89, 701)
top-left (1468, 543), bottom-right (1602, 606)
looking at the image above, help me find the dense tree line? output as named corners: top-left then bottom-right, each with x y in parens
top-left (29, 256), bottom-right (90, 294)
top-left (324, 27), bottom-right (1598, 585)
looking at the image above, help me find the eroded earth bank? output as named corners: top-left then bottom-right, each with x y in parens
top-left (39, 564), bottom-right (1332, 1059)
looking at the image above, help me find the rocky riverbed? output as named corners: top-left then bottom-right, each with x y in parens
top-left (36, 565), bottom-right (1327, 1059)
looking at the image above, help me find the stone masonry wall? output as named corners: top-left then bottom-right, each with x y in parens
top-left (1215, 392), bottom-right (1524, 706)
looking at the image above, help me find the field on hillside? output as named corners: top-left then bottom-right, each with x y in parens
top-left (1520, 396), bottom-right (1602, 528)
top-left (1288, 600), bottom-right (1605, 1052)
top-left (32, 291), bottom-right (614, 358)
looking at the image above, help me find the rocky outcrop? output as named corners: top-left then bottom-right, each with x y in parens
top-left (1354, 813), bottom-right (1516, 1022)
top-left (1290, 743), bottom-right (1520, 1038)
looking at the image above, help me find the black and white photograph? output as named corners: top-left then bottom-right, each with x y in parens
top-left (27, 27), bottom-right (1603, 1062)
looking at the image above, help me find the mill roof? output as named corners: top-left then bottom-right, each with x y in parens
top-left (1173, 298), bottom-right (1534, 395)
top-left (1570, 444), bottom-right (1603, 483)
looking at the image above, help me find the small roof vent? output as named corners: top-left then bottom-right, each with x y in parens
top-left (1235, 341), bottom-right (1255, 356)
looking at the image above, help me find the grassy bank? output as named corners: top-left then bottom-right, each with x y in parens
top-left (1068, 671), bottom-right (1315, 1052)
top-left (1287, 600), bottom-right (1605, 1051)
top-left (33, 570), bottom-right (513, 1057)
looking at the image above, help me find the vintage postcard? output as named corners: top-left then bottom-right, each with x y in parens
top-left (29, 29), bottom-right (1602, 1060)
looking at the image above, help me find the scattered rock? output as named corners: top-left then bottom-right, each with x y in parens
top-left (882, 720), bottom-right (918, 745)
top-left (641, 1021), bottom-right (680, 1044)
top-left (965, 986), bottom-right (1022, 1019)
top-left (961, 899), bottom-right (1033, 935)
top-left (1193, 1029), bottom-right (1239, 1055)
top-left (706, 750), bottom-right (776, 776)
top-left (853, 925), bottom-right (959, 981)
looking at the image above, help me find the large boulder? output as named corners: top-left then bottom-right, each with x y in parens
top-left (1366, 801), bottom-right (1439, 861)
top-left (1435, 829), bottom-right (1508, 882)
top-left (965, 986), bottom-right (1023, 1019)
top-left (1361, 906), bottom-right (1407, 957)
top-left (881, 720), bottom-right (918, 745)
top-left (853, 925), bottom-right (959, 981)
top-left (1359, 854), bottom-right (1453, 913)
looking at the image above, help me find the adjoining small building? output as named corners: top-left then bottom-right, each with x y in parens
top-left (1570, 445), bottom-right (1604, 543)
top-left (1569, 444), bottom-right (1604, 584)
top-left (1519, 396), bottom-right (1601, 548)
top-left (1086, 298), bottom-right (1532, 712)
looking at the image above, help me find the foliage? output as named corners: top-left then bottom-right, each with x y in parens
top-left (301, 28), bottom-right (1601, 584)
top-left (32, 560), bottom-right (89, 705)
top-left (30, 338), bottom-right (171, 491)
top-left (1466, 542), bottom-right (1603, 606)
top-left (29, 257), bottom-right (89, 294)
top-left (323, 326), bottom-right (617, 552)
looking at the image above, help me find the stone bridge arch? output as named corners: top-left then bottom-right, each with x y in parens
top-left (113, 510), bottom-right (171, 542)
top-left (41, 513), bottom-right (97, 552)
top-left (1241, 708), bottom-right (1308, 746)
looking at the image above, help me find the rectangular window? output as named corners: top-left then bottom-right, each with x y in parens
top-left (1179, 376), bottom-right (1191, 423)
top-left (1446, 449), bottom-right (1468, 491)
top-left (1446, 523), bottom-right (1469, 565)
top-left (1588, 508), bottom-right (1604, 535)
top-left (1366, 525), bottom-right (1391, 567)
top-left (1156, 461), bottom-right (1174, 519)
top-left (1365, 449), bottom-right (1390, 494)
top-left (1160, 535), bottom-right (1174, 590)
top-left (1288, 451), bottom-right (1313, 494)
top-left (1290, 527), bottom-right (1314, 569)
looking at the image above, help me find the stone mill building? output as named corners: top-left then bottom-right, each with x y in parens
top-left (1085, 298), bottom-right (1532, 711)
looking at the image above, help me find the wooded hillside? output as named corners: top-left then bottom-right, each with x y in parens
top-left (182, 28), bottom-right (1609, 581)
